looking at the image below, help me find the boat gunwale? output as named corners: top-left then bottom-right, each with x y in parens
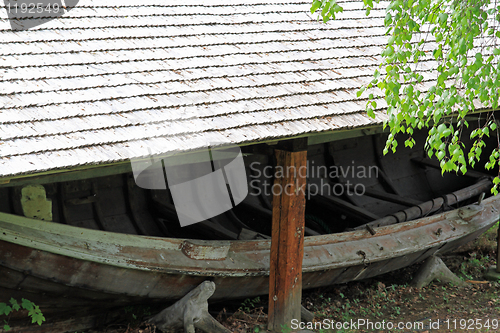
top-left (0, 196), bottom-right (498, 277)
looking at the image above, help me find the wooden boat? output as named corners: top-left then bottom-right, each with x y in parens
top-left (1, 126), bottom-right (498, 322)
top-left (2, 0), bottom-right (499, 331)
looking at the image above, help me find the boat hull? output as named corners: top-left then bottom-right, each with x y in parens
top-left (0, 196), bottom-right (498, 308)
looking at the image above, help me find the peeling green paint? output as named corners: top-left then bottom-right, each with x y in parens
top-left (21, 185), bottom-right (52, 221)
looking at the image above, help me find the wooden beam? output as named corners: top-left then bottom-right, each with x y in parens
top-left (268, 138), bottom-right (307, 332)
top-left (310, 193), bottom-right (380, 222)
top-left (497, 225), bottom-right (500, 273)
top-left (354, 178), bottom-right (492, 229)
top-left (343, 183), bottom-right (422, 207)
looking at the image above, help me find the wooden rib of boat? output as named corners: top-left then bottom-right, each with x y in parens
top-left (0, 128), bottom-right (498, 319)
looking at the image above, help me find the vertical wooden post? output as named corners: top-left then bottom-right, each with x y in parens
top-left (496, 224), bottom-right (500, 273)
top-left (268, 138), bottom-right (307, 332)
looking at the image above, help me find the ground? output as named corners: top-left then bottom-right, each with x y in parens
top-left (24, 225), bottom-right (500, 333)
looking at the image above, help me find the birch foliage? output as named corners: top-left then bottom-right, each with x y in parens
top-left (311, 0), bottom-right (500, 193)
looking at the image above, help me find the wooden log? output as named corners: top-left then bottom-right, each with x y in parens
top-left (300, 306), bottom-right (314, 322)
top-left (411, 256), bottom-right (465, 288)
top-left (268, 138), bottom-right (307, 332)
top-left (355, 178), bottom-right (492, 230)
top-left (147, 281), bottom-right (230, 333)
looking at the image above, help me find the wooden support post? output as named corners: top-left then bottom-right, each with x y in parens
top-left (268, 138), bottom-right (307, 332)
top-left (147, 281), bottom-right (230, 333)
top-left (497, 224), bottom-right (500, 273)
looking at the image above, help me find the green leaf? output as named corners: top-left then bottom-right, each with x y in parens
top-left (21, 299), bottom-right (34, 311)
top-left (458, 154), bottom-right (466, 165)
top-left (438, 13), bottom-right (448, 25)
top-left (321, 2), bottom-right (331, 16)
top-left (356, 87), bottom-right (365, 97)
top-left (437, 123), bottom-right (446, 134)
top-left (9, 299), bottom-right (19, 312)
top-left (332, 3), bottom-right (343, 13)
top-left (442, 129), bottom-right (452, 137)
top-left (449, 66), bottom-right (459, 75)
top-left (310, 0), bottom-right (322, 14)
top-left (367, 107), bottom-right (375, 118)
top-left (32, 312), bottom-right (45, 326)
top-left (0, 304), bottom-right (11, 316)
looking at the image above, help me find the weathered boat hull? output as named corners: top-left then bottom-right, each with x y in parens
top-left (0, 195), bottom-right (497, 310)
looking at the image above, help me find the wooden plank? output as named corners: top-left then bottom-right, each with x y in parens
top-left (311, 193), bottom-right (380, 222)
top-left (0, 163), bottom-right (133, 188)
top-left (497, 225), bottom-right (500, 273)
top-left (349, 185), bottom-right (422, 207)
top-left (371, 136), bottom-right (403, 196)
top-left (268, 138), bottom-right (307, 332)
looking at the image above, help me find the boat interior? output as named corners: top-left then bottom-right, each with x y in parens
top-left (0, 125), bottom-right (497, 240)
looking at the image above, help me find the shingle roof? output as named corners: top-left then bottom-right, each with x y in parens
top-left (0, 0), bottom-right (396, 178)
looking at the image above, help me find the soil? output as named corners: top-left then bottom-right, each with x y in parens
top-left (23, 226), bottom-right (500, 333)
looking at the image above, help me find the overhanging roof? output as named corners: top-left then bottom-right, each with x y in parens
top-left (0, 0), bottom-right (398, 178)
